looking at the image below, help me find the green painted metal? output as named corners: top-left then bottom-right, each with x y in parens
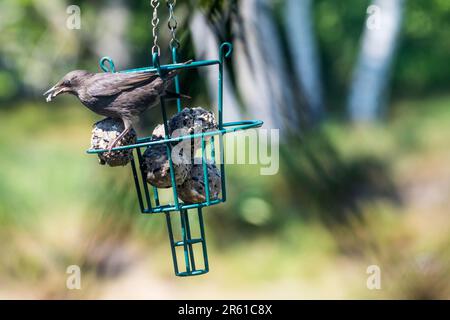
top-left (171, 47), bottom-right (182, 112)
top-left (99, 56), bottom-right (116, 73)
top-left (89, 42), bottom-right (263, 277)
top-left (165, 208), bottom-right (209, 276)
top-left (87, 120), bottom-right (263, 154)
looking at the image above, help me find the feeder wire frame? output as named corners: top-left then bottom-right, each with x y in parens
top-left (89, 43), bottom-right (262, 276)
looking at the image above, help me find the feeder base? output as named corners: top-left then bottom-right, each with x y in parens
top-left (165, 208), bottom-right (209, 277)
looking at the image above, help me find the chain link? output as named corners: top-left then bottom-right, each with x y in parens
top-left (151, 0), bottom-right (161, 56)
top-left (167, 0), bottom-right (180, 50)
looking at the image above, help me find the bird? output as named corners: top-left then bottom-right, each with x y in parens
top-left (44, 63), bottom-right (191, 150)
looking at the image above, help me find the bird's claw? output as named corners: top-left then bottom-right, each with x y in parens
top-left (106, 139), bottom-right (120, 152)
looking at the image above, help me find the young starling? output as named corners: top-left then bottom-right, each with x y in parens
top-left (44, 63), bottom-right (191, 150)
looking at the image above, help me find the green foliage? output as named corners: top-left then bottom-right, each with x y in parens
top-left (394, 0), bottom-right (450, 96)
top-left (314, 0), bottom-right (450, 111)
top-left (314, 0), bottom-right (369, 110)
top-left (1, 0), bottom-right (448, 109)
top-left (1, 93), bottom-right (450, 298)
top-left (0, 0), bottom-right (450, 298)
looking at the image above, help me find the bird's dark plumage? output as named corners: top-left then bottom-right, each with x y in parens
top-left (46, 70), bottom-right (176, 120)
top-left (45, 63), bottom-right (190, 149)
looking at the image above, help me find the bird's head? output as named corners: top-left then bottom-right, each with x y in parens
top-left (44, 70), bottom-right (91, 102)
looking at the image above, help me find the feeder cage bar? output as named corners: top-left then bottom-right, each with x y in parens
top-left (165, 208), bottom-right (209, 276)
top-left (136, 147), bottom-right (152, 211)
top-left (130, 156), bottom-right (145, 213)
top-left (172, 47), bottom-right (182, 112)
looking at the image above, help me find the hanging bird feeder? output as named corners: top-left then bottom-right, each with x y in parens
top-left (87, 0), bottom-right (262, 277)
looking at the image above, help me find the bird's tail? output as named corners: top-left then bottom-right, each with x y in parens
top-left (161, 60), bottom-right (193, 99)
top-left (163, 90), bottom-right (191, 100)
top-left (162, 59), bottom-right (193, 80)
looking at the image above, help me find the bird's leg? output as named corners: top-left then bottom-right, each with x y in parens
top-left (107, 119), bottom-right (132, 152)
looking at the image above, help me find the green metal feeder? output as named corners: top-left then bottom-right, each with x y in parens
top-left (86, 3), bottom-right (262, 277)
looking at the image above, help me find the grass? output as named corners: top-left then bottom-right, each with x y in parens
top-left (0, 95), bottom-right (449, 299)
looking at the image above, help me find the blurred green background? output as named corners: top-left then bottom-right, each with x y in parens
top-left (0, 0), bottom-right (449, 299)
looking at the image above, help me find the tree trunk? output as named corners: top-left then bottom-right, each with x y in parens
top-left (284, 0), bottom-right (325, 124)
top-left (348, 0), bottom-right (405, 122)
top-left (93, 0), bottom-right (131, 68)
top-left (189, 12), bottom-right (242, 122)
top-left (233, 0), bottom-right (301, 134)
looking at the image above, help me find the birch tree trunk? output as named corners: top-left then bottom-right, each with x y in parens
top-left (284, 0), bottom-right (324, 124)
top-left (348, 0), bottom-right (405, 122)
top-left (233, 0), bottom-right (300, 134)
top-left (189, 12), bottom-right (242, 122)
top-left (93, 0), bottom-right (131, 68)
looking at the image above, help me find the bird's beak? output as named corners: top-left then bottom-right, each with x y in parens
top-left (43, 83), bottom-right (69, 102)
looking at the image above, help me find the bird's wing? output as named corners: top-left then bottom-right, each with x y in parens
top-left (87, 72), bottom-right (160, 97)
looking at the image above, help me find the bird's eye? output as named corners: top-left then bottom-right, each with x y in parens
top-left (63, 80), bottom-right (71, 86)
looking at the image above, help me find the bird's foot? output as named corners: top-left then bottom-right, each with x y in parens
top-left (106, 139), bottom-right (119, 152)
top-left (106, 126), bottom-right (131, 152)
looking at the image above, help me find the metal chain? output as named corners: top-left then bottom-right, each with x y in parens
top-left (151, 0), bottom-right (161, 56)
top-left (167, 0), bottom-right (180, 50)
